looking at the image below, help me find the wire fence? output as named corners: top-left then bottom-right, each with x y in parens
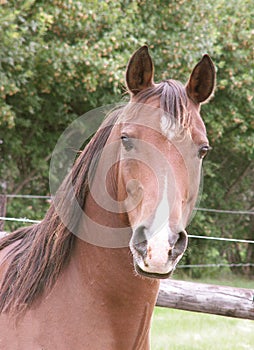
top-left (0, 194), bottom-right (254, 243)
top-left (3, 193), bottom-right (254, 215)
top-left (195, 207), bottom-right (254, 215)
top-left (0, 215), bottom-right (253, 244)
top-left (188, 234), bottom-right (254, 244)
top-left (1, 192), bottom-right (254, 272)
top-left (177, 262), bottom-right (254, 269)
top-left (0, 216), bottom-right (40, 224)
top-left (5, 194), bottom-right (52, 199)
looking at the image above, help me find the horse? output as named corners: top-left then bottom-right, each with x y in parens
top-left (0, 46), bottom-right (215, 349)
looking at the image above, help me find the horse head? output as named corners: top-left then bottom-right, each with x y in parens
top-left (82, 46), bottom-right (215, 279)
top-left (112, 46), bottom-right (215, 278)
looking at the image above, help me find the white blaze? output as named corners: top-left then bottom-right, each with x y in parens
top-left (140, 176), bottom-right (174, 274)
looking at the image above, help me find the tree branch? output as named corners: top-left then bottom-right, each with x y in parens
top-left (13, 154), bottom-right (51, 195)
top-left (224, 162), bottom-right (251, 200)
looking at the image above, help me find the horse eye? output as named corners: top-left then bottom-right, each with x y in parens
top-left (121, 135), bottom-right (133, 151)
top-left (198, 145), bottom-right (211, 159)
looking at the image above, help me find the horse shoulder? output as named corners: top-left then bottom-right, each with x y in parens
top-left (0, 253), bottom-right (115, 349)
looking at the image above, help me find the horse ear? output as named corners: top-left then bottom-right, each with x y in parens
top-left (186, 54), bottom-right (216, 104)
top-left (126, 45), bottom-right (154, 95)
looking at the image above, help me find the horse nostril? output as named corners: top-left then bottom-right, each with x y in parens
top-left (173, 231), bottom-right (188, 256)
top-left (133, 225), bottom-right (148, 257)
top-left (134, 240), bottom-right (148, 257)
top-left (168, 247), bottom-right (173, 258)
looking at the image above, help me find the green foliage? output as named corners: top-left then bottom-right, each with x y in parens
top-left (0, 0), bottom-right (253, 276)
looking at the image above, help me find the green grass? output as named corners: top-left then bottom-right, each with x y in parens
top-left (151, 276), bottom-right (254, 350)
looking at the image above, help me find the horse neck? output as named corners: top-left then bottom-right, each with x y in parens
top-left (74, 191), bottom-right (160, 299)
top-left (71, 237), bottom-right (160, 318)
top-left (67, 235), bottom-right (159, 349)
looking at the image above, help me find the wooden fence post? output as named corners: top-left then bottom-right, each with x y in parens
top-left (157, 279), bottom-right (254, 320)
top-left (0, 194), bottom-right (7, 231)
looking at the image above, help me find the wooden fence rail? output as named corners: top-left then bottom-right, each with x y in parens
top-left (157, 279), bottom-right (254, 320)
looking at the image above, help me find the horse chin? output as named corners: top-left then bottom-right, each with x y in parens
top-left (134, 263), bottom-right (173, 280)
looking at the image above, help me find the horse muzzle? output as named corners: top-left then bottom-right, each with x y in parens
top-left (130, 225), bottom-right (188, 279)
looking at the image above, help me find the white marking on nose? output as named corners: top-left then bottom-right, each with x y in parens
top-left (143, 175), bottom-right (172, 273)
top-left (148, 174), bottom-right (169, 238)
top-left (145, 224), bottom-right (171, 273)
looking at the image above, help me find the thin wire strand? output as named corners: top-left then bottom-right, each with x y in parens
top-left (195, 207), bottom-right (254, 215)
top-left (5, 194), bottom-right (52, 199)
top-left (1, 224), bottom-right (252, 271)
top-left (188, 234), bottom-right (254, 244)
top-left (0, 216), bottom-right (254, 244)
top-left (2, 195), bottom-right (254, 215)
top-left (0, 217), bottom-right (40, 224)
top-left (177, 263), bottom-right (254, 269)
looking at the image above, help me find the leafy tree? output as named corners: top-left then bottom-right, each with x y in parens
top-left (0, 0), bottom-right (253, 277)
